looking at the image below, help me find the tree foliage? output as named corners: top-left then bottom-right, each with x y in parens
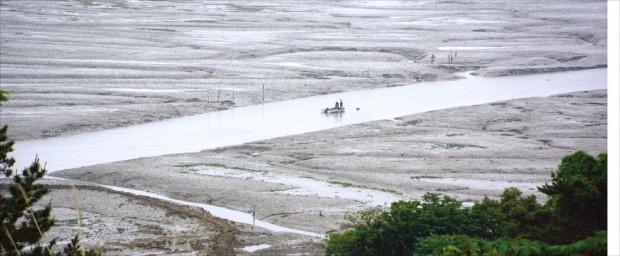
top-left (325, 151), bottom-right (607, 256)
top-left (539, 151), bottom-right (607, 242)
top-left (326, 194), bottom-right (491, 256)
top-left (470, 188), bottom-right (552, 242)
top-left (1, 125), bottom-right (100, 255)
top-left (1, 125), bottom-right (56, 255)
top-left (413, 231), bottom-right (607, 256)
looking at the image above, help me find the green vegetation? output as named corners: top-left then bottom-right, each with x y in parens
top-left (539, 151), bottom-right (607, 243)
top-left (431, 143), bottom-right (486, 149)
top-left (186, 19), bottom-right (217, 23)
top-left (112, 1), bottom-right (129, 9)
top-left (174, 163), bottom-right (267, 173)
top-left (0, 90), bottom-right (10, 102)
top-left (78, 0), bottom-right (94, 6)
top-left (325, 151), bottom-right (607, 255)
top-left (1, 92), bottom-right (100, 255)
top-left (328, 181), bottom-right (355, 188)
top-left (1, 128), bottom-right (55, 255)
top-left (410, 175), bottom-right (442, 179)
top-left (326, 194), bottom-right (488, 256)
top-left (1, 125), bottom-right (100, 255)
top-left (174, 163), bottom-right (205, 168)
top-left (413, 231), bottom-right (606, 256)
top-left (328, 181), bottom-right (401, 195)
top-left (77, 0), bottom-right (128, 8)
top-left (227, 4), bottom-right (263, 12)
top-left (144, 28), bottom-right (176, 32)
top-left (57, 219), bottom-right (82, 226)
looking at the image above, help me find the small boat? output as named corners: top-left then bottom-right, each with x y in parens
top-left (322, 107), bottom-right (345, 114)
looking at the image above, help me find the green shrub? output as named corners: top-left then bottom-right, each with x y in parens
top-left (326, 151), bottom-right (607, 255)
top-left (325, 194), bottom-right (489, 255)
top-left (413, 231), bottom-right (607, 256)
top-left (539, 151), bottom-right (607, 243)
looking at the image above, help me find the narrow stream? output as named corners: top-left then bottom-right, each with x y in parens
top-left (102, 185), bottom-right (325, 238)
top-left (8, 68), bottom-right (607, 237)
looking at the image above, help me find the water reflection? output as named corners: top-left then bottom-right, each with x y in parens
top-left (12, 69), bottom-right (606, 171)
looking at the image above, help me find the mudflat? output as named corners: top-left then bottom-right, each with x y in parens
top-left (1, 0), bottom-right (606, 141)
top-left (1, 0), bottom-right (607, 254)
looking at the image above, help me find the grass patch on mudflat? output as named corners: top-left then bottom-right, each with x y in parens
top-left (437, 187), bottom-right (469, 192)
top-left (78, 0), bottom-right (94, 6)
top-left (186, 19), bottom-right (218, 23)
top-left (431, 143), bottom-right (486, 149)
top-left (143, 28), bottom-right (176, 33)
top-left (174, 163), bottom-right (266, 173)
top-left (328, 181), bottom-right (401, 195)
top-left (411, 175), bottom-right (442, 180)
top-left (228, 4), bottom-right (263, 12)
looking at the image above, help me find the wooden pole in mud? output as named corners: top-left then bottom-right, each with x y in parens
top-left (253, 205), bottom-right (256, 226)
top-left (262, 85), bottom-right (265, 102)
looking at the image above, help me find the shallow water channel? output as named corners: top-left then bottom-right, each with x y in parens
top-left (9, 68), bottom-right (607, 238)
top-left (13, 68), bottom-right (606, 171)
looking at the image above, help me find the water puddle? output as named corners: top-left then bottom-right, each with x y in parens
top-left (242, 244), bottom-right (272, 252)
top-left (193, 166), bottom-right (400, 206)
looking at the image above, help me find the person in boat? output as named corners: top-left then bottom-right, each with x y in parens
top-left (335, 101), bottom-right (339, 109)
top-left (340, 99), bottom-right (343, 109)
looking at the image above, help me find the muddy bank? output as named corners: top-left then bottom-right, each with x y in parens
top-left (55, 90), bottom-right (607, 241)
top-left (0, 178), bottom-right (239, 255)
top-left (0, 0), bottom-right (607, 141)
top-left (1, 177), bottom-right (327, 255)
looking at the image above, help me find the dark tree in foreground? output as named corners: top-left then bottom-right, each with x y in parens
top-left (539, 150), bottom-right (607, 242)
top-left (471, 187), bottom-right (552, 242)
top-left (1, 125), bottom-right (56, 255)
top-left (2, 90), bottom-right (100, 256)
top-left (1, 123), bottom-right (101, 255)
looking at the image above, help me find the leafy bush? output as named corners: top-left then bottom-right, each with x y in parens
top-left (546, 230), bottom-right (607, 256)
top-left (326, 151), bottom-right (607, 255)
top-left (539, 151), bottom-right (607, 242)
top-left (326, 194), bottom-right (490, 256)
top-left (413, 231), bottom-right (607, 256)
top-left (471, 188), bottom-right (552, 242)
